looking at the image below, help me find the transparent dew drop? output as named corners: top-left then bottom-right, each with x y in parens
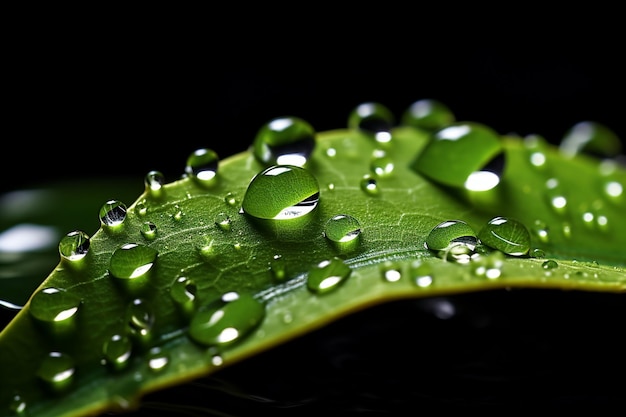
top-left (8, 392), bottom-right (27, 416)
top-left (559, 121), bottom-right (622, 158)
top-left (471, 251), bottom-right (504, 279)
top-left (126, 298), bottom-right (154, 346)
top-left (58, 230), bottom-right (90, 261)
top-left (401, 98), bottom-right (455, 131)
top-left (29, 287), bottom-right (81, 336)
top-left (324, 214), bottom-right (361, 252)
top-left (531, 248), bottom-right (546, 258)
top-left (140, 222), bottom-right (157, 240)
top-left (241, 165), bottom-right (320, 221)
top-left (37, 352), bottom-right (75, 393)
top-left (425, 220), bottom-right (477, 252)
top-left (542, 260), bottom-right (558, 270)
top-left (360, 175), bottom-right (380, 196)
top-left (370, 154), bottom-right (394, 177)
top-left (306, 257), bottom-right (351, 294)
top-left (532, 220), bottom-right (550, 243)
top-left (170, 276), bottom-right (196, 318)
top-left (102, 334), bottom-right (133, 372)
top-left (410, 260), bottom-right (433, 287)
top-left (224, 192), bottom-right (238, 207)
top-left (144, 170), bottom-right (165, 197)
top-left (252, 116), bottom-right (316, 167)
top-left (214, 213), bottom-right (232, 231)
top-left (269, 254), bottom-right (287, 281)
top-left (477, 216), bottom-right (531, 256)
top-left (109, 243), bottom-right (157, 282)
top-left (135, 200), bottom-right (147, 216)
top-left (99, 200), bottom-right (127, 227)
top-left (412, 122), bottom-right (504, 191)
top-left (147, 346), bottom-right (169, 372)
top-left (348, 102), bottom-right (395, 144)
top-left (380, 261), bottom-right (402, 282)
top-left (185, 148), bottom-right (219, 187)
top-left (188, 291), bottom-right (266, 347)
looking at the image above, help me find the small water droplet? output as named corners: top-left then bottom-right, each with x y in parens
top-left (425, 220), bottom-right (477, 252)
top-left (109, 243), bottom-right (157, 280)
top-left (560, 121), bottom-right (622, 158)
top-left (532, 220), bottom-right (550, 243)
top-left (224, 192), bottom-right (238, 207)
top-left (58, 230), bottom-right (90, 261)
top-left (360, 175), bottom-right (379, 196)
top-left (185, 148), bottom-right (219, 187)
top-left (215, 213), bottom-right (232, 231)
top-left (401, 98), bottom-right (455, 131)
top-left (471, 251), bottom-right (504, 279)
top-left (380, 261), bottom-right (402, 282)
top-left (348, 102), bottom-right (395, 143)
top-left (170, 276), bottom-right (196, 318)
top-left (241, 165), bottom-right (320, 221)
top-left (147, 347), bottom-right (169, 372)
top-left (324, 214), bottom-right (361, 252)
top-left (99, 200), bottom-right (127, 227)
top-left (171, 204), bottom-right (184, 221)
top-left (8, 393), bottom-right (27, 416)
top-left (189, 291), bottom-right (265, 347)
top-left (144, 170), bottom-right (165, 197)
top-left (477, 216), bottom-right (531, 256)
top-left (102, 334), bottom-right (133, 371)
top-left (410, 260), bottom-right (433, 287)
top-left (269, 254), bottom-right (287, 281)
top-left (135, 200), bottom-right (147, 216)
top-left (37, 351), bottom-right (75, 393)
top-left (307, 257), bottom-right (351, 294)
top-left (29, 287), bottom-right (81, 336)
top-left (370, 154), bottom-right (395, 177)
top-left (542, 260), bottom-right (558, 270)
top-left (531, 248), bottom-right (545, 258)
top-left (127, 298), bottom-right (154, 346)
top-left (252, 116), bottom-right (316, 167)
top-left (412, 122), bottom-right (504, 191)
top-left (140, 222), bottom-right (157, 240)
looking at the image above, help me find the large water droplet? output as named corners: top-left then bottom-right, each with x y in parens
top-left (241, 165), bottom-right (320, 221)
top-left (307, 257), bottom-right (351, 294)
top-left (188, 291), bottom-right (265, 348)
top-left (99, 200), bottom-right (127, 227)
top-left (348, 102), bottom-right (395, 144)
top-left (58, 230), bottom-right (90, 262)
top-left (29, 287), bottom-right (81, 336)
top-left (401, 98), bottom-right (455, 131)
top-left (109, 244), bottom-right (158, 294)
top-left (37, 352), bottom-right (75, 393)
top-left (412, 122), bottom-right (504, 191)
top-left (102, 334), bottom-right (133, 371)
top-left (559, 121), bottom-right (622, 158)
top-left (425, 220), bottom-right (477, 252)
top-left (185, 148), bottom-right (219, 187)
top-left (478, 216), bottom-right (531, 256)
top-left (324, 214), bottom-right (361, 252)
top-left (252, 116), bottom-right (316, 167)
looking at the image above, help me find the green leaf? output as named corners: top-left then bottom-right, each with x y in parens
top-left (0, 106), bottom-right (625, 417)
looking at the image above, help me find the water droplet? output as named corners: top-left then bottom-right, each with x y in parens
top-left (471, 251), bottom-right (504, 279)
top-left (307, 257), bottom-right (351, 294)
top-left (425, 220), bottom-right (477, 252)
top-left (58, 230), bottom-right (90, 261)
top-left (252, 116), bottom-right (316, 167)
top-left (410, 260), bottom-right (433, 287)
top-left (170, 276), bottom-right (196, 318)
top-left (140, 222), bottom-right (157, 240)
top-left (542, 260), bottom-right (558, 270)
top-left (188, 291), bottom-right (265, 347)
top-left (135, 200), bottom-right (147, 216)
top-left (531, 248), bottom-right (545, 258)
top-left (102, 334), bottom-right (133, 371)
top-left (147, 346), bottom-right (169, 372)
top-left (401, 98), bottom-right (455, 131)
top-left (477, 216), bottom-right (531, 256)
top-left (99, 200), bottom-right (127, 227)
top-left (8, 393), bottom-right (27, 416)
top-left (171, 204), bottom-right (184, 221)
top-left (29, 287), bottom-right (81, 336)
top-left (144, 170), bottom-right (165, 197)
top-left (532, 220), bottom-right (550, 243)
top-left (412, 122), bottom-right (504, 191)
top-left (360, 175), bottom-right (380, 196)
top-left (269, 254), bottom-right (287, 281)
top-left (224, 192), bottom-right (238, 207)
top-left (37, 351), bottom-right (75, 393)
top-left (126, 298), bottom-right (154, 346)
top-left (109, 243), bottom-right (157, 281)
top-left (348, 102), bottom-right (394, 143)
top-left (185, 148), bottom-right (219, 187)
top-left (370, 154), bottom-right (394, 177)
top-left (380, 261), bottom-right (402, 282)
top-left (559, 121), bottom-right (622, 158)
top-left (241, 165), bottom-right (320, 221)
top-left (324, 214), bottom-right (361, 252)
top-left (215, 213), bottom-right (232, 231)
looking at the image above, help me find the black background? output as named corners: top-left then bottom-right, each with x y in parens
top-left (3, 22), bottom-right (626, 415)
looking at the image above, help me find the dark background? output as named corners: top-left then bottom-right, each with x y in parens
top-left (3, 27), bottom-right (626, 414)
